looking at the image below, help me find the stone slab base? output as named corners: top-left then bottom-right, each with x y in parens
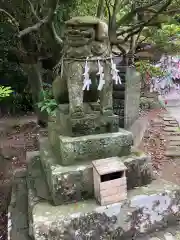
top-left (56, 105), bottom-right (119, 137)
top-left (135, 226), bottom-right (180, 240)
top-left (8, 168), bottom-right (31, 240)
top-left (47, 126), bottom-right (133, 165)
top-left (39, 140), bottom-right (153, 205)
top-left (29, 178), bottom-right (180, 240)
top-left (9, 156), bottom-right (180, 240)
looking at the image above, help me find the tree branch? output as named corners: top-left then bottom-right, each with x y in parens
top-left (96, 0), bottom-right (105, 18)
top-left (116, 0), bottom-right (167, 27)
top-left (26, 0), bottom-right (41, 21)
top-left (18, 0), bottom-right (59, 38)
top-left (51, 22), bottom-right (63, 44)
top-left (117, 0), bottom-right (173, 40)
top-left (105, 0), bottom-right (112, 19)
top-left (0, 8), bottom-right (19, 28)
top-left (137, 36), bottom-right (150, 46)
top-left (18, 16), bottom-right (49, 38)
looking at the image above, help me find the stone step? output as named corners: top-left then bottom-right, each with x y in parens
top-left (163, 117), bottom-right (176, 121)
top-left (168, 141), bottom-right (180, 147)
top-left (48, 124), bottom-right (133, 165)
top-left (169, 120), bottom-right (179, 124)
top-left (136, 227), bottom-right (180, 240)
top-left (151, 119), bottom-right (163, 127)
top-left (168, 136), bottom-right (180, 141)
top-left (164, 132), bottom-right (180, 137)
top-left (8, 168), bottom-right (31, 240)
top-left (39, 139), bottom-right (153, 205)
top-left (29, 178), bottom-right (180, 240)
top-left (165, 146), bottom-right (180, 157)
top-left (164, 127), bottom-right (179, 132)
top-left (26, 151), bottom-right (51, 201)
top-left (164, 122), bottom-right (178, 127)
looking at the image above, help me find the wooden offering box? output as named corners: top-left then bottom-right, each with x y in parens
top-left (92, 157), bottom-right (127, 206)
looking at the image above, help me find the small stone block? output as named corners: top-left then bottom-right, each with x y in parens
top-left (163, 117), bottom-right (175, 121)
top-left (169, 121), bottom-right (178, 124)
top-left (164, 127), bottom-right (179, 132)
top-left (92, 157), bottom-right (127, 206)
top-left (165, 147), bottom-right (180, 157)
top-left (169, 136), bottom-right (180, 141)
top-left (168, 141), bottom-right (180, 146)
top-left (164, 132), bottom-right (180, 137)
top-left (165, 151), bottom-right (180, 157)
top-left (165, 122), bottom-right (178, 127)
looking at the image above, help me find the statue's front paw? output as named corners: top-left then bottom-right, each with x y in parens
top-left (100, 107), bottom-right (113, 116)
top-left (70, 107), bottom-right (85, 118)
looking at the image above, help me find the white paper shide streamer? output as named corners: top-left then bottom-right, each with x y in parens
top-left (97, 59), bottom-right (105, 91)
top-left (82, 56), bottom-right (122, 91)
top-left (82, 57), bottom-right (91, 91)
top-left (110, 55), bottom-right (122, 85)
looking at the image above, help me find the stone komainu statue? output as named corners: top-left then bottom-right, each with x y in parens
top-left (52, 16), bottom-right (113, 117)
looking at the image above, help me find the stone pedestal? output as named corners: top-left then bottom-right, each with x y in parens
top-left (48, 124), bottom-right (132, 166)
top-left (9, 155), bottom-right (180, 240)
top-left (56, 103), bottom-right (119, 137)
top-left (9, 114), bottom-right (180, 240)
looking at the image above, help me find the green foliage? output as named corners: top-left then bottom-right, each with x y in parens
top-left (142, 23), bottom-right (180, 54)
top-left (37, 89), bottom-right (58, 117)
top-left (55, 0), bottom-right (79, 37)
top-left (71, 0), bottom-right (98, 17)
top-left (0, 85), bottom-right (13, 101)
top-left (135, 60), bottom-right (165, 77)
top-left (0, 22), bottom-right (17, 64)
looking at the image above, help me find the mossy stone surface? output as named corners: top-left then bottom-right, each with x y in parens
top-left (57, 130), bottom-right (133, 165)
top-left (31, 179), bottom-right (180, 240)
top-left (40, 139), bottom-right (153, 205)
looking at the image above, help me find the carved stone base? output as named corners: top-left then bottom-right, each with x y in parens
top-left (39, 139), bottom-right (153, 205)
top-left (48, 124), bottom-right (133, 166)
top-left (56, 103), bottom-right (119, 137)
top-left (25, 167), bottom-right (180, 240)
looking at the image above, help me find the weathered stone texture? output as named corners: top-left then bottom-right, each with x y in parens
top-left (40, 139), bottom-right (152, 205)
top-left (55, 107), bottom-right (119, 137)
top-left (124, 68), bottom-right (141, 129)
top-left (31, 179), bottom-right (180, 240)
top-left (54, 130), bottom-right (132, 165)
top-left (53, 16), bottom-right (113, 118)
top-left (8, 168), bottom-right (31, 240)
top-left (48, 125), bottom-right (133, 166)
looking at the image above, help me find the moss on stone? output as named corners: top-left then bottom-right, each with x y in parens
top-left (65, 16), bottom-right (100, 26)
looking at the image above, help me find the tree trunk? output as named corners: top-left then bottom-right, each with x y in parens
top-left (21, 62), bottom-right (48, 125)
top-left (96, 0), bottom-right (105, 19)
top-left (128, 4), bottom-right (137, 65)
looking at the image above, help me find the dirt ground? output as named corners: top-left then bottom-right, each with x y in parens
top-left (0, 109), bottom-right (180, 240)
top-left (139, 108), bottom-right (180, 184)
top-left (0, 116), bottom-right (46, 240)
